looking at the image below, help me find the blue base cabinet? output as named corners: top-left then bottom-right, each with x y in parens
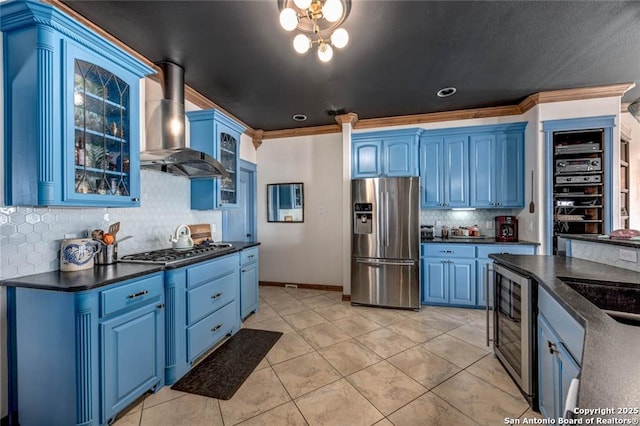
top-left (187, 110), bottom-right (246, 210)
top-left (352, 129), bottom-right (421, 178)
top-left (421, 244), bottom-right (475, 306)
top-left (7, 273), bottom-right (165, 426)
top-left (420, 123), bottom-right (527, 209)
top-left (0, 0), bottom-right (154, 207)
top-left (537, 286), bottom-right (585, 420)
top-left (240, 247), bottom-right (260, 320)
top-left (164, 253), bottom-right (241, 385)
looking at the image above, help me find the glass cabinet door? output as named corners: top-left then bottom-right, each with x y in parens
top-left (73, 59), bottom-right (131, 197)
top-left (218, 131), bottom-right (238, 206)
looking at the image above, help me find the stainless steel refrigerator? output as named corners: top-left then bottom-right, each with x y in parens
top-left (351, 177), bottom-right (420, 310)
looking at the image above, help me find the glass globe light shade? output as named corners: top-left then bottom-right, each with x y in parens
top-left (293, 0), bottom-right (312, 9)
top-left (279, 8), bottom-right (298, 31)
top-left (293, 34), bottom-right (311, 54)
top-left (330, 28), bottom-right (349, 48)
top-left (317, 43), bottom-right (333, 62)
top-left (323, 0), bottom-right (343, 23)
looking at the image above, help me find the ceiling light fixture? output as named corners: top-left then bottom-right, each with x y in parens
top-left (278, 0), bottom-right (351, 63)
top-left (437, 87), bottom-right (457, 98)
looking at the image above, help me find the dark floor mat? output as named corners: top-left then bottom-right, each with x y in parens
top-left (171, 328), bottom-right (282, 400)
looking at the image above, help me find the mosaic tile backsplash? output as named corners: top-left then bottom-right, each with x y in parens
top-left (420, 208), bottom-right (521, 238)
top-left (570, 240), bottom-right (640, 272)
top-left (0, 170), bottom-right (222, 279)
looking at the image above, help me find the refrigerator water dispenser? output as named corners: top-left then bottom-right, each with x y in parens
top-left (354, 203), bottom-right (373, 234)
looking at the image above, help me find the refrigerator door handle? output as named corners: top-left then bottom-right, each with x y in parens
top-left (385, 191), bottom-right (390, 247)
top-left (355, 258), bottom-right (416, 267)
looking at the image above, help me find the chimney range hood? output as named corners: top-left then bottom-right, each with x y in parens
top-left (140, 62), bottom-right (229, 179)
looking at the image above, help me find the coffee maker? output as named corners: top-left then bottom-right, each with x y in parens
top-left (495, 216), bottom-right (518, 242)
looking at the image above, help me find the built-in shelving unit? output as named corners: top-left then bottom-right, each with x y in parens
top-left (552, 129), bottom-right (606, 254)
top-left (620, 125), bottom-right (631, 229)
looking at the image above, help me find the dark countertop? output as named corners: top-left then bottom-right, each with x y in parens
top-left (0, 242), bottom-right (261, 292)
top-left (562, 233), bottom-right (640, 249)
top-left (422, 237), bottom-right (539, 245)
top-left (489, 254), bottom-right (640, 413)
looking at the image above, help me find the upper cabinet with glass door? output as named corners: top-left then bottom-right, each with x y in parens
top-left (187, 110), bottom-right (246, 210)
top-left (0, 0), bottom-right (154, 207)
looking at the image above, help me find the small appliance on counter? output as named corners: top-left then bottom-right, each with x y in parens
top-left (495, 216), bottom-right (518, 242)
top-left (59, 238), bottom-right (102, 271)
top-left (420, 225), bottom-right (434, 240)
top-left (170, 224), bottom-right (194, 249)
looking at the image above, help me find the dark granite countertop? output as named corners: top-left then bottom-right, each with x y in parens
top-left (562, 233), bottom-right (640, 249)
top-left (0, 242), bottom-right (261, 292)
top-left (489, 254), bottom-right (640, 413)
top-left (422, 237), bottom-right (539, 245)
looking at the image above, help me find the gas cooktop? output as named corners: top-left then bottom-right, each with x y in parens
top-left (119, 242), bottom-right (235, 265)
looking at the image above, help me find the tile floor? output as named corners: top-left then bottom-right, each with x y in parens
top-left (114, 286), bottom-right (542, 426)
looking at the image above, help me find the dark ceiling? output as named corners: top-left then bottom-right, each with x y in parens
top-left (61, 0), bottom-right (640, 132)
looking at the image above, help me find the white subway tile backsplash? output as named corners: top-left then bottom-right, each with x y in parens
top-left (0, 170), bottom-right (222, 280)
top-left (420, 208), bottom-right (520, 237)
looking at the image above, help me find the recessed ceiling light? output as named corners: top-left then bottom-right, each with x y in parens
top-left (437, 87), bottom-right (457, 98)
top-left (292, 114), bottom-right (308, 121)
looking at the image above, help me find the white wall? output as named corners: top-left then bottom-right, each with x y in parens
top-left (257, 133), bottom-right (343, 286)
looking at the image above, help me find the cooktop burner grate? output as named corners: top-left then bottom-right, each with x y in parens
top-left (119, 242), bottom-right (234, 265)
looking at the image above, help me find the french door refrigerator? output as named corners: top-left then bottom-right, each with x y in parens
top-left (351, 177), bottom-right (420, 310)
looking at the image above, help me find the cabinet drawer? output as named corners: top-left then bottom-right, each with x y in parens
top-left (187, 301), bottom-right (236, 362)
top-left (187, 254), bottom-right (238, 289)
top-left (187, 271), bottom-right (236, 325)
top-left (100, 273), bottom-right (163, 318)
top-left (423, 244), bottom-right (475, 258)
top-left (240, 247), bottom-right (259, 265)
top-left (538, 286), bottom-right (585, 364)
top-left (477, 245), bottom-right (536, 258)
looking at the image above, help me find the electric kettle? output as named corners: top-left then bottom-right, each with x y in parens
top-left (170, 224), bottom-right (194, 250)
top-left (60, 238), bottom-right (102, 271)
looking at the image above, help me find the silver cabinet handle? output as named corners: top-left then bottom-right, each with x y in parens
top-left (127, 290), bottom-right (148, 299)
top-left (485, 264), bottom-right (493, 347)
top-left (211, 324), bottom-right (222, 332)
top-left (439, 250), bottom-right (453, 253)
top-left (211, 292), bottom-right (223, 299)
top-left (548, 341), bottom-right (558, 354)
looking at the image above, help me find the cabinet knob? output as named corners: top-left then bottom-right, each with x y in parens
top-left (157, 303), bottom-right (165, 309)
top-left (131, 197), bottom-right (140, 202)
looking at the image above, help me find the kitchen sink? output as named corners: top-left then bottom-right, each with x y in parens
top-left (560, 278), bottom-right (640, 327)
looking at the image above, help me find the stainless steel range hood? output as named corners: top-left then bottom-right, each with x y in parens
top-left (141, 62), bottom-right (229, 178)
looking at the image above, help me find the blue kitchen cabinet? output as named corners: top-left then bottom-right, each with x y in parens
top-left (188, 110), bottom-right (246, 209)
top-left (240, 247), bottom-right (260, 320)
top-left (470, 131), bottom-right (524, 208)
top-left (537, 286), bottom-right (584, 420)
top-left (164, 253), bottom-right (241, 384)
top-left (419, 136), bottom-right (469, 208)
top-left (421, 244), bottom-right (475, 306)
top-left (6, 272), bottom-right (165, 426)
top-left (0, 0), bottom-right (154, 207)
top-left (352, 129), bottom-right (420, 178)
top-left (477, 244), bottom-right (536, 307)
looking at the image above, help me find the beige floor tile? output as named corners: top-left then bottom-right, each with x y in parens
top-left (323, 291), bottom-right (344, 301)
top-left (386, 319), bottom-right (442, 343)
top-left (113, 410), bottom-right (142, 426)
top-left (286, 287), bottom-right (328, 300)
top-left (243, 304), bottom-right (279, 324)
top-left (421, 334), bottom-right (488, 368)
top-left (427, 306), bottom-right (485, 323)
top-left (356, 328), bottom-right (417, 359)
top-left (446, 322), bottom-right (493, 351)
top-left (387, 392), bottom-right (478, 426)
top-left (318, 339), bottom-right (382, 376)
top-left (140, 394), bottom-right (223, 426)
top-left (333, 314), bottom-right (382, 337)
top-left (282, 310), bottom-right (328, 330)
top-left (313, 303), bottom-right (359, 322)
top-left (238, 401), bottom-right (308, 426)
top-left (373, 419), bottom-right (394, 426)
top-left (142, 386), bottom-right (187, 409)
top-left (466, 354), bottom-right (525, 398)
top-left (269, 299), bottom-right (309, 317)
top-left (272, 352), bottom-right (342, 398)
top-left (266, 331), bottom-right (315, 365)
top-left (249, 316), bottom-right (296, 334)
top-left (520, 408), bottom-right (543, 420)
top-left (299, 323), bottom-right (351, 349)
top-left (255, 357), bottom-right (270, 370)
top-left (261, 292), bottom-right (299, 306)
top-left (301, 294), bottom-right (339, 309)
top-left (387, 346), bottom-right (461, 389)
top-left (295, 379), bottom-right (384, 426)
top-left (346, 360), bottom-right (427, 415)
top-left (219, 368), bottom-right (291, 425)
top-left (414, 310), bottom-right (467, 332)
top-left (355, 307), bottom-right (406, 326)
top-left (432, 371), bottom-right (529, 425)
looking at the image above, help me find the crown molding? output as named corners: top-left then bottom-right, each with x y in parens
top-left (335, 112), bottom-right (359, 127)
top-left (518, 83), bottom-right (635, 113)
